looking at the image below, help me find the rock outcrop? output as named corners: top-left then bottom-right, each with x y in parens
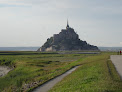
top-left (37, 21), bottom-right (99, 52)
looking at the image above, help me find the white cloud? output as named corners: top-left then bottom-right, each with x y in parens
top-left (0, 0), bottom-right (31, 6)
top-left (0, 0), bottom-right (122, 47)
top-left (120, 42), bottom-right (122, 45)
top-left (0, 0), bottom-right (54, 7)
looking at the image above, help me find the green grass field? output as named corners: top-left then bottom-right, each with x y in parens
top-left (49, 52), bottom-right (122, 92)
top-left (0, 51), bottom-right (87, 92)
top-left (0, 51), bottom-right (121, 92)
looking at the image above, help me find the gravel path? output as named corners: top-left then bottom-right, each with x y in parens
top-left (110, 55), bottom-right (122, 79)
top-left (32, 66), bottom-right (79, 92)
top-left (0, 66), bottom-right (12, 77)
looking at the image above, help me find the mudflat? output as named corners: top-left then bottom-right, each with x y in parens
top-left (110, 55), bottom-right (122, 78)
top-left (0, 66), bottom-right (11, 77)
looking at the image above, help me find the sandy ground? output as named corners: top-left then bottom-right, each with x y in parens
top-left (0, 66), bottom-right (12, 77)
top-left (32, 66), bottom-right (79, 92)
top-left (110, 55), bottom-right (122, 79)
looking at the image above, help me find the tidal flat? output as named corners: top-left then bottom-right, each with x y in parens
top-left (0, 66), bottom-right (12, 77)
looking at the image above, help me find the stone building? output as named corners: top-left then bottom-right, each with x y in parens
top-left (37, 20), bottom-right (99, 52)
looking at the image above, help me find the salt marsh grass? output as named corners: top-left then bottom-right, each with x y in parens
top-left (0, 51), bottom-right (86, 92)
top-left (49, 53), bottom-right (122, 92)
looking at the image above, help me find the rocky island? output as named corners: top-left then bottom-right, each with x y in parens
top-left (37, 21), bottom-right (99, 52)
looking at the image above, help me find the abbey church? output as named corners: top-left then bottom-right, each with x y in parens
top-left (37, 21), bottom-right (99, 52)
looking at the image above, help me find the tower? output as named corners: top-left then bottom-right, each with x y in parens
top-left (66, 19), bottom-right (69, 29)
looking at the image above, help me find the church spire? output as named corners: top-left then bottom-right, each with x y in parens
top-left (66, 19), bottom-right (69, 29)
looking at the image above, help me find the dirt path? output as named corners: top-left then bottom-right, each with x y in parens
top-left (32, 66), bottom-right (79, 92)
top-left (0, 66), bottom-right (12, 77)
top-left (110, 55), bottom-right (122, 79)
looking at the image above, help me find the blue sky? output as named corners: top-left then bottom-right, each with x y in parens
top-left (0, 0), bottom-right (122, 47)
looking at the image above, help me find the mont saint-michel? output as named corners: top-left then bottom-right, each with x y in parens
top-left (37, 21), bottom-right (99, 52)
